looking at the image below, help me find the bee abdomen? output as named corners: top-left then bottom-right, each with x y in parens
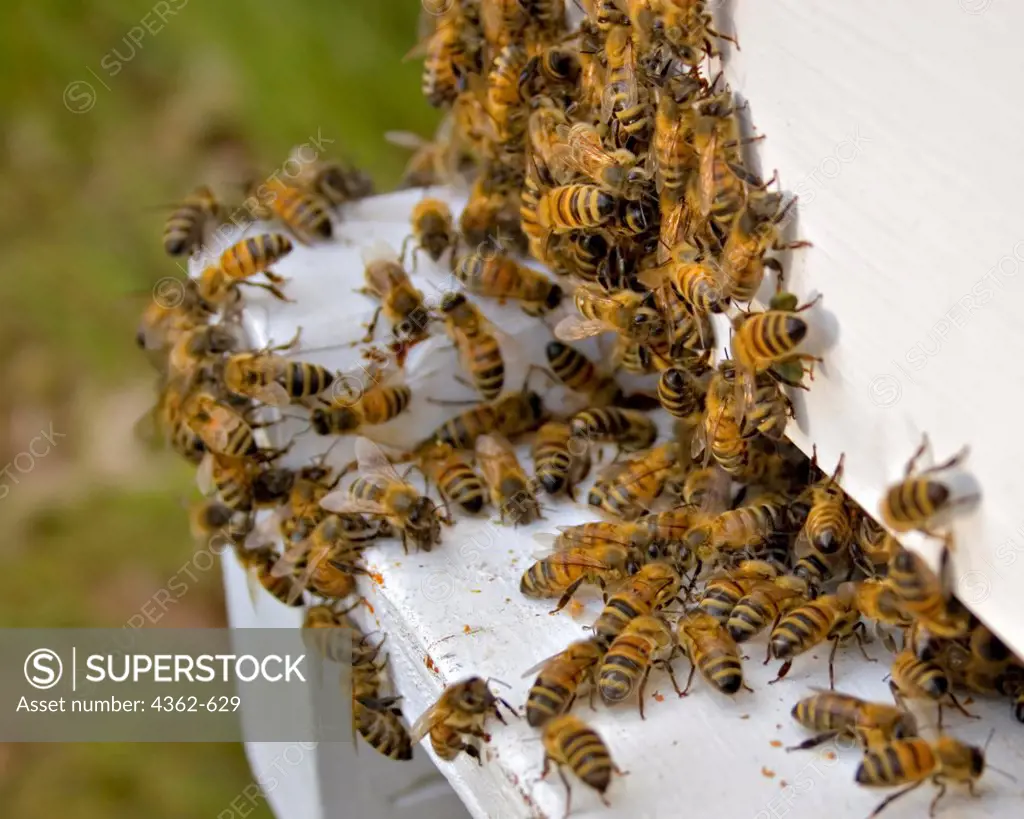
top-left (526, 681), bottom-right (570, 727)
top-left (598, 651), bottom-right (642, 702)
top-left (727, 599), bottom-right (771, 643)
top-left (701, 649), bottom-right (743, 694)
top-left (284, 364), bottom-right (334, 398)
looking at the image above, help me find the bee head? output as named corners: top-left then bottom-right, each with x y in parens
top-left (440, 292), bottom-right (466, 314)
top-left (544, 283), bottom-right (564, 311)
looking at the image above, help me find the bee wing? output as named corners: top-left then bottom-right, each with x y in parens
top-left (554, 315), bottom-right (612, 341)
top-left (410, 702), bottom-right (448, 744)
top-left (254, 382), bottom-right (292, 407)
top-left (270, 538), bottom-right (310, 579)
top-left (361, 239), bottom-right (400, 267)
top-left (474, 434), bottom-right (511, 486)
top-left (319, 490), bottom-right (390, 517)
top-left (554, 123), bottom-right (607, 180)
top-left (245, 509), bottom-right (285, 551)
top-left (385, 130), bottom-right (429, 150)
top-left (520, 649), bottom-right (566, 679)
top-left (196, 453), bottom-right (217, 496)
top-left (355, 436), bottom-right (409, 485)
top-left (698, 129), bottom-right (720, 218)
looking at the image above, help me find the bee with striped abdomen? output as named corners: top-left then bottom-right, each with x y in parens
top-left (602, 23), bottom-right (651, 150)
top-left (163, 185), bottom-right (221, 257)
top-left (837, 579), bottom-right (913, 653)
top-left (587, 443), bottom-right (677, 521)
top-left (233, 543), bottom-right (305, 608)
top-left (554, 121), bottom-right (652, 200)
top-left (684, 493), bottom-right (790, 563)
top-left (532, 421), bottom-right (592, 500)
top-left (768, 593), bottom-right (869, 689)
top-left (569, 407), bottom-right (658, 453)
top-left (676, 610), bottom-right (749, 697)
top-left (697, 561), bottom-right (780, 624)
top-left (455, 250), bottom-right (563, 316)
top-left (541, 715), bottom-right (620, 815)
top-left (182, 392), bottom-right (279, 462)
top-left (599, 614), bottom-right (680, 718)
top-left (788, 691), bottom-right (917, 752)
top-left (520, 541), bottom-right (643, 612)
top-left (418, 442), bottom-right (488, 515)
top-left (854, 735), bottom-right (986, 818)
top-left (889, 649), bottom-right (977, 730)
top-left (359, 241), bottom-right (432, 344)
top-left (880, 435), bottom-right (974, 537)
top-left (886, 546), bottom-right (971, 639)
top-left (476, 434), bottom-right (542, 526)
top-left (403, 198), bottom-right (457, 269)
top-left (657, 366), bottom-right (704, 419)
top-left (321, 437), bottom-right (444, 552)
top-left (522, 638), bottom-right (606, 727)
top-left (795, 450), bottom-right (853, 558)
top-left (312, 382), bottom-right (413, 436)
top-left (537, 184), bottom-right (618, 233)
top-left (592, 562), bottom-right (682, 646)
top-left (440, 293), bottom-right (504, 400)
top-left (247, 177), bottom-right (332, 244)
top-left (545, 342), bottom-right (623, 407)
top-left (410, 676), bottom-right (517, 764)
top-left (224, 335), bottom-right (335, 407)
top-left (198, 233), bottom-right (294, 306)
top-left (727, 574), bottom-right (810, 646)
top-left (557, 285), bottom-right (668, 346)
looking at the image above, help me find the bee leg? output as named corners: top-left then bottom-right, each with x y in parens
top-left (904, 434), bottom-right (931, 479)
top-left (637, 667), bottom-right (652, 719)
top-left (463, 743), bottom-right (483, 765)
top-left (557, 765), bottom-right (573, 819)
top-left (551, 581), bottom-right (583, 614)
top-left (360, 308), bottom-right (383, 344)
top-left (237, 280), bottom-right (294, 303)
top-left (866, 780), bottom-right (926, 819)
top-left (497, 696), bottom-right (519, 720)
top-left (767, 660), bottom-right (792, 685)
top-left (947, 691), bottom-right (980, 720)
top-left (853, 624), bottom-right (876, 662)
top-left (263, 270), bottom-right (287, 285)
top-left (785, 732), bottom-right (837, 752)
top-left (662, 660), bottom-right (684, 698)
top-left (679, 662), bottom-right (697, 697)
top-left (927, 778), bottom-right (948, 818)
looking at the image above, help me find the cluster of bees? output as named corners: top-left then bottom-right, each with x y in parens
top-left (131, 1), bottom-right (1024, 816)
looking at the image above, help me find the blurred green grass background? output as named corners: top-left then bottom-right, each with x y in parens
top-left (0, 1), bottom-right (436, 816)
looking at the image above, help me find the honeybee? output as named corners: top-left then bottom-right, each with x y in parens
top-left (851, 512), bottom-right (901, 577)
top-left (321, 437), bottom-right (444, 552)
top-left (697, 560), bottom-right (780, 623)
top-left (354, 700), bottom-right (415, 761)
top-left (486, 43), bottom-right (530, 145)
top-left (554, 122), bottom-right (651, 200)
top-left (569, 407), bottom-right (657, 453)
top-left (602, 23), bottom-right (651, 150)
top-left (889, 649), bottom-right (977, 730)
top-left (410, 677), bottom-right (517, 763)
top-left (518, 43), bottom-right (580, 101)
top-left (587, 443), bottom-right (677, 521)
top-left (652, 75), bottom-right (704, 197)
top-left (136, 278), bottom-right (214, 354)
top-left (163, 185), bottom-right (221, 257)
top-left (426, 389), bottom-right (545, 450)
top-left (556, 285), bottom-right (667, 344)
top-left (418, 442), bottom-right (488, 515)
top-left (403, 198), bottom-right (458, 268)
top-left (731, 290), bottom-right (823, 410)
top-left (187, 499), bottom-right (235, 544)
top-left (593, 562), bottom-right (682, 646)
top-left (275, 462), bottom-right (344, 541)
top-left (656, 0), bottom-right (739, 63)
top-left (837, 579), bottom-right (913, 653)
top-left (522, 638), bottom-right (606, 727)
top-left (541, 715), bottom-right (620, 815)
top-left (537, 184), bottom-right (618, 233)
top-left (359, 242), bottom-right (431, 344)
top-left (676, 610), bottom-right (749, 696)
top-left (385, 119), bottom-right (461, 189)
top-left (455, 250), bottom-right (563, 316)
top-left (615, 337), bottom-right (656, 375)
top-left (286, 147), bottom-right (375, 206)
top-left (794, 452), bottom-right (853, 559)
top-left (313, 382), bottom-right (413, 436)
top-left (887, 546), bottom-right (971, 639)
top-left (418, 6), bottom-right (475, 108)
top-left (854, 736), bottom-right (986, 818)
top-left (275, 513), bottom-right (372, 604)
top-left (880, 435), bottom-right (974, 537)
top-left (720, 193), bottom-right (809, 303)
top-left (233, 544), bottom-right (305, 608)
top-left (685, 493), bottom-right (790, 562)
top-left (520, 542), bottom-right (643, 612)
top-left (532, 421), bottom-right (592, 500)
top-left (768, 593), bottom-right (868, 688)
top-left (788, 691), bottom-right (917, 752)
top-left (727, 574), bottom-right (810, 645)
top-left (476, 434), bottom-right (542, 526)
top-left (439, 293), bottom-right (504, 400)
top-left (196, 452), bottom-right (270, 513)
top-left (182, 392), bottom-right (273, 461)
top-left (224, 340), bottom-right (335, 408)
top-left (657, 366), bottom-right (703, 419)
top-left (197, 233), bottom-right (294, 306)
top-left (545, 342), bottom-right (623, 407)
top-left (599, 614), bottom-right (679, 718)
top-left (247, 177), bottom-right (332, 244)
top-left (166, 324), bottom-right (239, 383)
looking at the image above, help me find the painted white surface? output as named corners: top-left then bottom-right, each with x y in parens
top-left (717, 0), bottom-right (1024, 648)
top-left (216, 177), bottom-right (1024, 819)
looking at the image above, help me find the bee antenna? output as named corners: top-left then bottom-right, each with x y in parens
top-left (485, 676), bottom-right (512, 691)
